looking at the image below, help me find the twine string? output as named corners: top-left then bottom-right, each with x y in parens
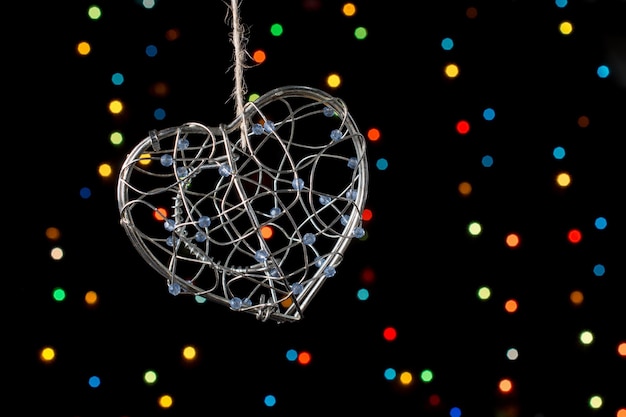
top-left (229, 0), bottom-right (251, 151)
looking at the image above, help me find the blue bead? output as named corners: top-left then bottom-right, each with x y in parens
top-left (178, 138), bottom-right (189, 150)
top-left (176, 166), bottom-right (188, 177)
top-left (229, 297), bottom-right (243, 310)
top-left (269, 267), bottom-right (279, 277)
top-left (347, 157), bottom-right (358, 169)
top-left (319, 195), bottom-right (331, 205)
top-left (346, 189), bottom-right (357, 200)
top-left (243, 297), bottom-right (253, 307)
top-left (314, 256), bottom-right (325, 267)
top-left (323, 107), bottom-right (335, 117)
top-left (166, 236), bottom-right (175, 247)
top-left (353, 227), bottom-right (365, 238)
top-left (218, 164), bottom-right (232, 177)
top-left (292, 178), bottom-right (305, 190)
top-left (164, 219), bottom-right (176, 231)
top-left (330, 129), bottom-right (342, 141)
top-left (291, 282), bottom-right (304, 295)
top-left (195, 231), bottom-right (207, 242)
top-left (324, 266), bottom-right (336, 277)
top-left (341, 215), bottom-right (349, 226)
top-left (270, 207), bottom-right (282, 217)
top-left (303, 233), bottom-right (316, 245)
top-left (252, 123), bottom-right (264, 135)
top-left (168, 282), bottom-right (181, 295)
top-left (198, 215), bottom-right (211, 228)
top-left (160, 154), bottom-right (173, 167)
top-left (264, 120), bottom-right (276, 132)
top-left (255, 249), bottom-right (269, 262)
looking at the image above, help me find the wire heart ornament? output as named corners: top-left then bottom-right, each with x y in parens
top-left (117, 85), bottom-right (369, 323)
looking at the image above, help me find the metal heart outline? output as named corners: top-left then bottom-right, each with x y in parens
top-left (117, 85), bottom-right (369, 323)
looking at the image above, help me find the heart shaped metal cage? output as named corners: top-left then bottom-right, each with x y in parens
top-left (117, 85), bottom-right (369, 323)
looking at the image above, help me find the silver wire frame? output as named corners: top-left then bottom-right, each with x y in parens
top-left (117, 85), bottom-right (369, 323)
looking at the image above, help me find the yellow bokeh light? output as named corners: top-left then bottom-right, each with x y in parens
top-left (182, 345), bottom-right (197, 361)
top-left (40, 347), bottom-right (56, 362)
top-left (556, 172), bottom-right (571, 187)
top-left (444, 64), bottom-right (459, 78)
top-left (399, 371), bottom-right (413, 385)
top-left (559, 21), bottom-right (573, 35)
top-left (158, 394), bottom-right (173, 408)
top-left (77, 41), bottom-right (91, 56)
top-left (139, 153), bottom-right (152, 166)
top-left (109, 99), bottom-right (124, 114)
top-left (342, 3), bottom-right (356, 16)
top-left (326, 73), bottom-right (342, 88)
top-left (98, 163), bottom-right (113, 178)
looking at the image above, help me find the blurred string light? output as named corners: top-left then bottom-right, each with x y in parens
top-left (110, 131), bottom-right (124, 146)
top-left (76, 41), bottom-right (91, 56)
top-left (143, 370), bottom-right (158, 385)
top-left (342, 2), bottom-right (356, 16)
top-left (46, 227), bottom-right (61, 241)
top-left (483, 107), bottom-right (495, 121)
top-left (88, 376), bottom-right (101, 388)
top-left (441, 37), bottom-right (454, 50)
top-left (458, 181), bottom-right (472, 197)
top-left (51, 247), bottom-right (64, 261)
top-left (579, 330), bottom-right (594, 345)
top-left (468, 221), bottom-right (482, 236)
top-left (182, 345), bottom-right (197, 361)
top-left (52, 287), bottom-right (66, 302)
top-left (264, 394), bottom-right (277, 407)
top-left (383, 326), bottom-right (397, 341)
top-left (559, 21), bottom-right (573, 35)
top-left (504, 299), bottom-right (518, 313)
top-left (498, 378), bottom-right (513, 394)
top-left (477, 286), bottom-right (491, 300)
top-left (87, 5), bottom-right (102, 20)
top-left (593, 264), bottom-right (605, 277)
top-left (553, 146), bottom-right (566, 159)
top-left (567, 228), bottom-right (582, 244)
top-left (111, 72), bottom-right (124, 85)
top-left (40, 346), bottom-right (56, 363)
top-left (456, 120), bottom-right (470, 135)
top-left (505, 233), bottom-right (520, 248)
top-left (445, 63), bottom-right (460, 79)
top-left (506, 347), bottom-right (519, 360)
top-left (570, 290), bottom-right (584, 306)
top-left (85, 290), bottom-right (98, 306)
top-left (158, 394), bottom-right (173, 409)
top-left (383, 368), bottom-right (396, 380)
top-left (556, 172), bottom-right (571, 187)
top-left (597, 65), bottom-right (610, 78)
top-left (594, 216), bottom-right (607, 230)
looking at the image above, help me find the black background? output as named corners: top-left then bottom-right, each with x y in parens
top-left (13, 1), bottom-right (626, 416)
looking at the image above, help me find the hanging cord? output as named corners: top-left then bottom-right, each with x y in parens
top-left (227, 0), bottom-right (252, 151)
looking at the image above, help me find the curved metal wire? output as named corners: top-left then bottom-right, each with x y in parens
top-left (117, 85), bottom-right (369, 323)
